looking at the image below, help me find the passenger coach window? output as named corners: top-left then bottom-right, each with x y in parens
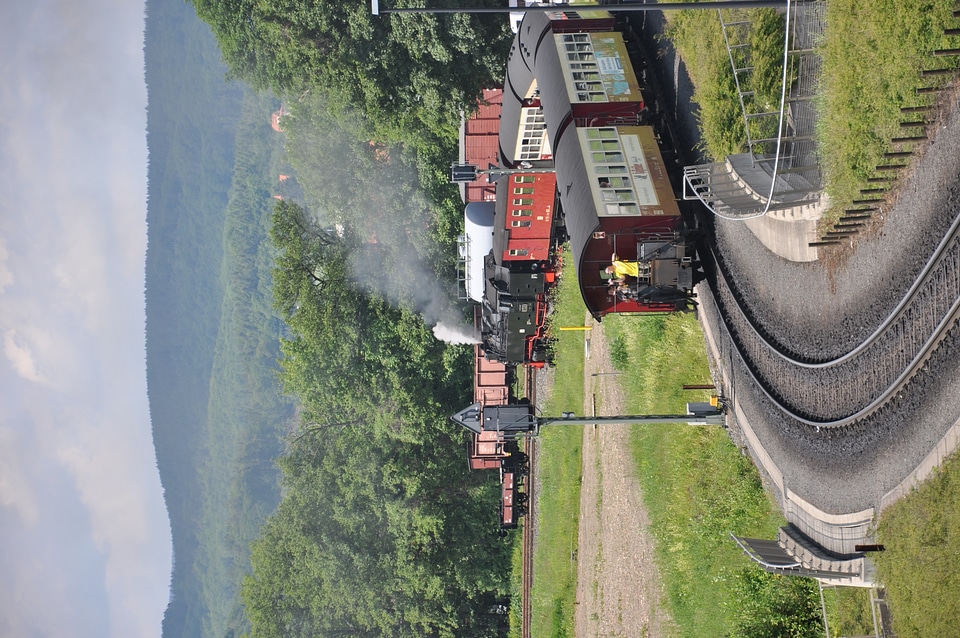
top-left (589, 140), bottom-right (620, 151)
top-left (586, 128), bottom-right (618, 139)
top-left (600, 190), bottom-right (635, 203)
top-left (592, 151), bottom-right (624, 163)
top-left (599, 176), bottom-right (630, 188)
top-left (597, 165), bottom-right (628, 174)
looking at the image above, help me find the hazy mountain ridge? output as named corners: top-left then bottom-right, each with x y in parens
top-left (144, 0), bottom-right (292, 635)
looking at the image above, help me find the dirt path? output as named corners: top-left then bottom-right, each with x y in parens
top-left (573, 316), bottom-right (676, 638)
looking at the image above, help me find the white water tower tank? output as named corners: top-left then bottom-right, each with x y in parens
top-left (464, 202), bottom-right (496, 303)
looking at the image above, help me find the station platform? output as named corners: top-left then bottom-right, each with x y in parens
top-left (741, 197), bottom-right (826, 263)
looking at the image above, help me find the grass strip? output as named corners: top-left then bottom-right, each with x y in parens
top-left (818, 0), bottom-right (960, 210)
top-left (661, 7), bottom-right (786, 161)
top-left (605, 312), bottom-right (795, 636)
top-left (527, 251), bottom-right (587, 638)
top-left (875, 452), bottom-right (960, 638)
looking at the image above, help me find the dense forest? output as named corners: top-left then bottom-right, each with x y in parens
top-left (193, 91), bottom-right (296, 637)
top-left (146, 0), bottom-right (520, 635)
top-left (144, 0), bottom-right (242, 633)
top-left (245, 201), bottom-right (512, 636)
top-left (190, 0), bottom-right (510, 147)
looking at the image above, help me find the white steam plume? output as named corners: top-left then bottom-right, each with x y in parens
top-left (432, 321), bottom-right (481, 345)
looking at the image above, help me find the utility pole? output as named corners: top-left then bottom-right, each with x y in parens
top-left (450, 162), bottom-right (558, 184)
top-left (373, 1), bottom-right (793, 16)
top-left (451, 400), bottom-right (724, 436)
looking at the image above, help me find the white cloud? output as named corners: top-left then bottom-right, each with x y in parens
top-left (0, 0), bottom-right (171, 636)
top-left (0, 236), bottom-right (13, 293)
top-left (2, 329), bottom-right (45, 384)
top-left (0, 425), bottom-right (40, 523)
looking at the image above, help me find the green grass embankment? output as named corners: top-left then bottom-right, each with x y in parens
top-left (604, 312), bottom-right (800, 636)
top-left (666, 0), bottom-right (960, 221)
top-left (817, 0), bottom-right (960, 211)
top-left (875, 454), bottom-right (960, 637)
top-left (527, 259), bottom-right (587, 638)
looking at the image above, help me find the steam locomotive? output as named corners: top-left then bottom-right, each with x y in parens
top-left (461, 172), bottom-right (560, 369)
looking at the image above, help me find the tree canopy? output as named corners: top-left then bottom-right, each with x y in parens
top-left (190, 0), bottom-right (512, 141)
top-left (185, 0), bottom-right (519, 631)
top-left (240, 202), bottom-right (511, 636)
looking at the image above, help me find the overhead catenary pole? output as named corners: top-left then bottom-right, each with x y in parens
top-left (373, 0), bottom-right (791, 16)
top-left (536, 412), bottom-right (725, 428)
top-left (450, 162), bottom-right (558, 183)
top-left (449, 401), bottom-right (725, 436)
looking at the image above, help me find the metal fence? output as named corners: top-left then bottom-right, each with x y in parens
top-left (684, 0), bottom-right (827, 219)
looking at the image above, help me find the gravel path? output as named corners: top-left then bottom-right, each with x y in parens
top-left (573, 316), bottom-right (676, 638)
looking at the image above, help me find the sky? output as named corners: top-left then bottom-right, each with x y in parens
top-left (0, 1), bottom-right (172, 637)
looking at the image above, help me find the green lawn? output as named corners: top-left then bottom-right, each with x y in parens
top-left (526, 253), bottom-right (587, 638)
top-left (665, 0), bottom-right (960, 221)
top-left (875, 453), bottom-right (960, 637)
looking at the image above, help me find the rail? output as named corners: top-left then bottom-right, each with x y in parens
top-left (705, 207), bottom-right (960, 425)
top-left (521, 367), bottom-right (536, 638)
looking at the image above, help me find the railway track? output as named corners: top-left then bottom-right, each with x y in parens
top-left (521, 366), bottom-right (536, 638)
top-left (520, 436), bottom-right (535, 638)
top-left (706, 208), bottom-right (960, 426)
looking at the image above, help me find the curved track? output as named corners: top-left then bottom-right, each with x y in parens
top-left (706, 207), bottom-right (960, 425)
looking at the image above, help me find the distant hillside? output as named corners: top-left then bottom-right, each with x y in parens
top-left (144, 2), bottom-right (239, 633)
top-left (144, 0), bottom-right (293, 635)
top-left (193, 91), bottom-right (296, 637)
